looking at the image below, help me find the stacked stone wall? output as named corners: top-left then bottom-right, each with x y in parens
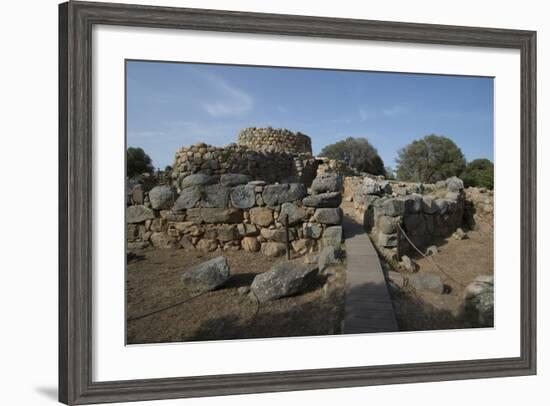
top-left (237, 127), bottom-right (312, 155)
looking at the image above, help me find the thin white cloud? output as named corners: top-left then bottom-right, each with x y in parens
top-left (198, 72), bottom-right (254, 118)
top-left (382, 105), bottom-right (409, 117)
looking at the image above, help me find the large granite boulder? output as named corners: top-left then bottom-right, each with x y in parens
top-left (201, 185), bottom-right (230, 208)
top-left (302, 192), bottom-right (342, 208)
top-left (220, 173), bottom-right (252, 187)
top-left (180, 256), bottom-right (231, 293)
top-left (320, 226), bottom-right (342, 249)
top-left (262, 183), bottom-right (307, 206)
top-left (249, 207), bottom-right (273, 226)
top-left (148, 185), bottom-right (176, 210)
top-left (251, 261), bottom-right (318, 302)
top-left (173, 187), bottom-right (201, 210)
top-left (318, 246), bottom-right (344, 273)
top-left (463, 274), bottom-right (494, 326)
top-left (446, 176), bottom-right (464, 192)
top-left (313, 208), bottom-right (343, 225)
top-left (230, 184), bottom-right (256, 208)
top-left (311, 173), bottom-right (343, 194)
top-left (180, 174), bottom-right (217, 189)
top-left (279, 202), bottom-right (307, 225)
top-left (126, 205), bottom-right (155, 223)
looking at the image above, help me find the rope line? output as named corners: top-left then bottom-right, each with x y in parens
top-left (396, 223), bottom-right (467, 288)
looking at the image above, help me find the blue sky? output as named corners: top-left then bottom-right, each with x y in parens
top-left (127, 60), bottom-right (493, 170)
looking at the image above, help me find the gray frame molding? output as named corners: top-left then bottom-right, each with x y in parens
top-left (59, 1), bottom-right (537, 404)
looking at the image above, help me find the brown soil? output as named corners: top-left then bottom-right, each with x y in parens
top-left (126, 248), bottom-right (345, 344)
top-left (391, 228), bottom-right (494, 331)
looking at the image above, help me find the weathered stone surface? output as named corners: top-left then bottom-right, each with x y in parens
top-left (403, 213), bottom-right (426, 236)
top-left (387, 271), bottom-right (405, 289)
top-left (249, 207), bottom-right (273, 226)
top-left (377, 232), bottom-right (398, 248)
top-left (313, 208), bottom-right (343, 225)
top-left (318, 246), bottom-right (344, 272)
top-left (196, 238), bottom-right (219, 252)
top-left (408, 274), bottom-right (444, 294)
top-left (261, 242), bottom-right (287, 257)
top-left (220, 173), bottom-right (252, 187)
top-left (311, 173), bottom-right (343, 194)
top-left (434, 198), bottom-right (448, 214)
top-left (362, 177), bottom-right (392, 196)
top-left (404, 194), bottom-right (423, 214)
top-left (230, 184), bottom-right (256, 208)
top-left (446, 176), bottom-right (464, 192)
top-left (463, 274), bottom-right (494, 326)
top-left (160, 210), bottom-right (186, 221)
top-left (181, 256), bottom-right (230, 293)
top-left (179, 236), bottom-right (195, 250)
top-left (127, 205), bottom-right (155, 223)
top-left (279, 202), bottom-right (307, 225)
top-left (383, 198), bottom-right (405, 217)
top-left (262, 184), bottom-right (287, 206)
top-left (173, 187), bottom-right (201, 210)
top-left (201, 184), bottom-right (229, 208)
top-left (320, 226), bottom-right (342, 248)
top-left (285, 183), bottom-right (307, 201)
top-left (150, 232), bottom-right (179, 249)
top-left (302, 192), bottom-right (342, 208)
top-left (303, 223), bottom-right (323, 239)
top-left (150, 218), bottom-right (168, 232)
top-left (422, 196), bottom-right (439, 214)
top-left (131, 184), bottom-right (144, 205)
top-left (260, 228), bottom-right (296, 242)
top-left (237, 223), bottom-right (258, 236)
top-left (251, 261), bottom-right (318, 302)
top-left (180, 174), bottom-right (217, 189)
top-left (149, 185), bottom-right (176, 210)
top-left (241, 236), bottom-right (260, 252)
top-left (378, 216), bottom-right (398, 234)
top-left (200, 208), bottom-right (243, 224)
top-left (216, 225), bottom-right (238, 242)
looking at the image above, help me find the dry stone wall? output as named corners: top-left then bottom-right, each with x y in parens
top-left (237, 127), bottom-right (312, 155)
top-left (350, 176), bottom-right (466, 259)
top-left (127, 172), bottom-right (344, 258)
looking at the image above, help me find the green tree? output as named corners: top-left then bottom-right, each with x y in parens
top-left (461, 158), bottom-right (494, 189)
top-left (319, 137), bottom-right (385, 175)
top-left (396, 134), bottom-right (466, 183)
top-left (127, 147), bottom-right (154, 178)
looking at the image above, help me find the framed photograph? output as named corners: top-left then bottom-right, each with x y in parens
top-left (59, 1), bottom-right (536, 404)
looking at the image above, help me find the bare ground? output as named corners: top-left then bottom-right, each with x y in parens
top-left (391, 227), bottom-right (494, 331)
top-left (126, 248), bottom-right (346, 344)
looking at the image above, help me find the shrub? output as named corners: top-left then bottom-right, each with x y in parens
top-left (320, 137), bottom-right (385, 175)
top-left (127, 147), bottom-right (154, 178)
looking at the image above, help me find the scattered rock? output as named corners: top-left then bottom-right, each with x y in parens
top-left (463, 274), bottom-right (494, 326)
top-left (452, 228), bottom-right (467, 240)
top-left (408, 274), bottom-right (444, 294)
top-left (126, 205), bottom-right (155, 223)
top-left (399, 255), bottom-right (418, 272)
top-left (313, 208), bottom-right (343, 225)
top-left (425, 245), bottom-right (439, 256)
top-left (181, 256), bottom-right (231, 293)
top-left (250, 261), bottom-right (318, 302)
top-left (302, 192), bottom-right (342, 208)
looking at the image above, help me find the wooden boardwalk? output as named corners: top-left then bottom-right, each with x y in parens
top-left (342, 215), bottom-right (399, 334)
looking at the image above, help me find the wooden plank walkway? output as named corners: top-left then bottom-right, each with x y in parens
top-left (342, 215), bottom-right (399, 334)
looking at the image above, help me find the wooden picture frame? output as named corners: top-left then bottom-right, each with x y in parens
top-left (59, 1), bottom-right (537, 404)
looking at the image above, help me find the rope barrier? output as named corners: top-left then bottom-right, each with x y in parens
top-left (396, 223), bottom-right (467, 288)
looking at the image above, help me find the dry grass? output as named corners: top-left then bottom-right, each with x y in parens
top-left (126, 248), bottom-right (346, 344)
